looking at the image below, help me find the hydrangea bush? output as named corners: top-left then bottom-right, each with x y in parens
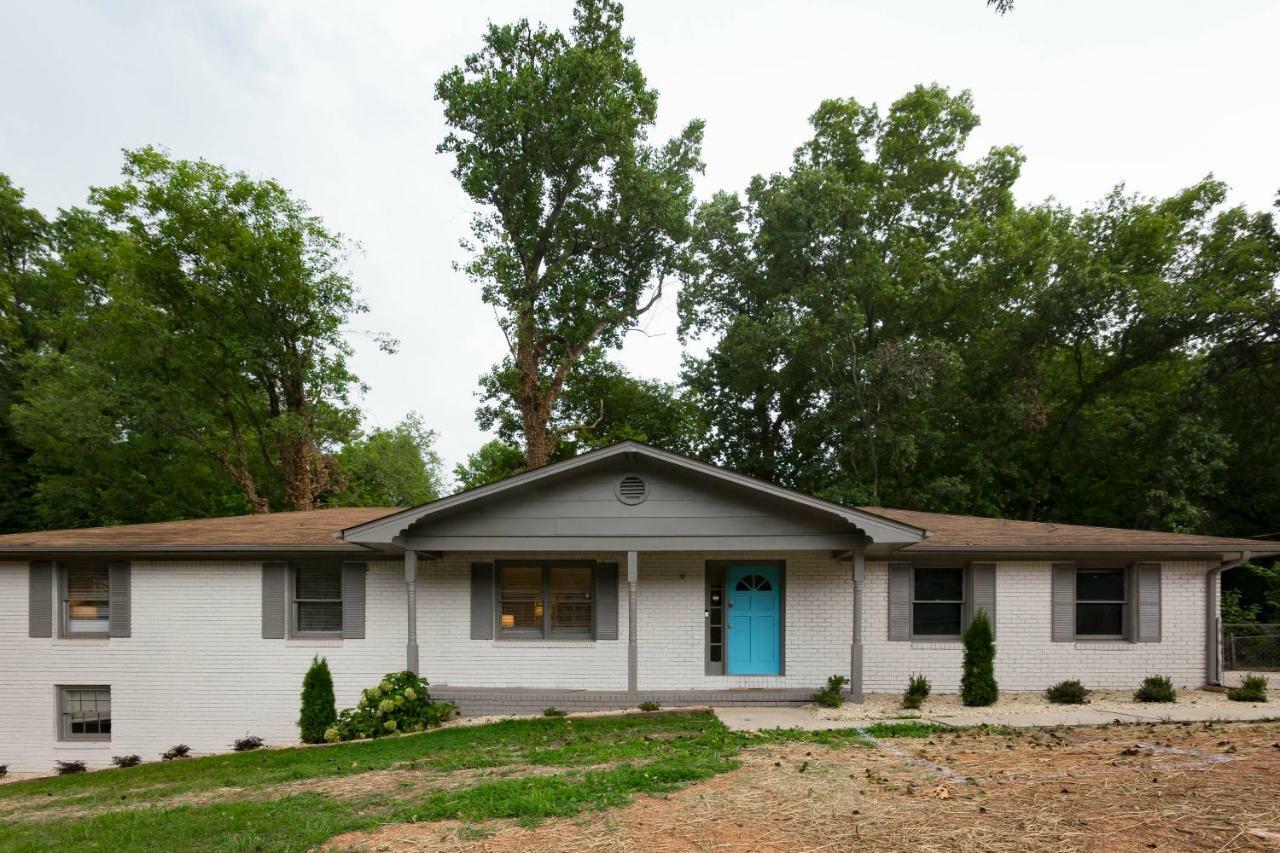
top-left (325, 671), bottom-right (454, 743)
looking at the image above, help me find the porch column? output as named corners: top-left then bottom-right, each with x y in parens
top-left (849, 541), bottom-right (866, 703)
top-left (405, 550), bottom-right (419, 674)
top-left (627, 550), bottom-right (638, 692)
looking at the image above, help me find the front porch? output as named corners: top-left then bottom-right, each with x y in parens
top-left (430, 686), bottom-right (816, 716)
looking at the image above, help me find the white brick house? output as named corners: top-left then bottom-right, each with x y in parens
top-left (1, 441), bottom-right (1270, 772)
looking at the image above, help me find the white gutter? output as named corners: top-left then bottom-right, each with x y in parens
top-left (1207, 550), bottom-right (1251, 686)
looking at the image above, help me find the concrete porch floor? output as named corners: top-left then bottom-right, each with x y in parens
top-left (432, 686), bottom-right (813, 716)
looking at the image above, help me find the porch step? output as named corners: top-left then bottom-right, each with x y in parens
top-left (431, 686), bottom-right (814, 716)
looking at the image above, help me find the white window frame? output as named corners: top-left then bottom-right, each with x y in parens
top-left (1074, 568), bottom-right (1128, 640)
top-left (290, 564), bottom-right (343, 638)
top-left (60, 564), bottom-right (110, 639)
top-left (57, 685), bottom-right (111, 742)
top-left (910, 566), bottom-right (965, 640)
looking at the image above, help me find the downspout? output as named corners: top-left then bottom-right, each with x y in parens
top-left (1207, 550), bottom-right (1250, 686)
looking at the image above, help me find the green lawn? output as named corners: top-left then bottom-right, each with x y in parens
top-left (0, 713), bottom-right (942, 852)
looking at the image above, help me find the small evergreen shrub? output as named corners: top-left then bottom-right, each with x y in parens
top-left (325, 671), bottom-right (454, 742)
top-left (1134, 675), bottom-right (1176, 703)
top-left (961, 610), bottom-right (998, 707)
top-left (55, 760), bottom-right (86, 775)
top-left (1227, 674), bottom-right (1268, 702)
top-left (1045, 679), bottom-right (1089, 705)
top-left (161, 744), bottom-right (191, 761)
top-left (638, 701), bottom-right (661, 712)
top-left (901, 672), bottom-right (931, 710)
top-left (233, 735), bottom-right (265, 752)
top-left (543, 707), bottom-right (567, 717)
top-left (299, 656), bottom-right (337, 745)
top-left (811, 674), bottom-right (850, 708)
top-left (0, 764), bottom-right (7, 778)
top-left (111, 754), bottom-right (141, 768)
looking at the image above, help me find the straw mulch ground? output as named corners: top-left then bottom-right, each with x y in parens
top-left (331, 720), bottom-right (1280, 852)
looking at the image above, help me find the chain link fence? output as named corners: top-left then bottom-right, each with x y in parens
top-left (1223, 623), bottom-right (1280, 671)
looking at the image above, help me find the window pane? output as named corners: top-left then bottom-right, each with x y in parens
top-left (67, 601), bottom-right (110, 633)
top-left (1077, 570), bottom-right (1125, 601)
top-left (1076, 602), bottom-right (1124, 636)
top-left (913, 602), bottom-right (963, 636)
top-left (63, 688), bottom-right (110, 738)
top-left (67, 566), bottom-right (109, 598)
top-left (500, 566), bottom-right (543, 632)
top-left (914, 568), bottom-right (963, 601)
top-left (549, 567), bottom-right (592, 634)
top-left (298, 601), bottom-right (343, 632)
top-left (296, 565), bottom-right (342, 600)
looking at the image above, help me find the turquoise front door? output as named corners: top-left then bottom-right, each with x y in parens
top-left (726, 565), bottom-right (781, 675)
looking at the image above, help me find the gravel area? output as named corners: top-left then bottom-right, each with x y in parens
top-left (811, 687), bottom-right (1277, 722)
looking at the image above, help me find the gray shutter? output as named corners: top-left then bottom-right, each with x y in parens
top-left (594, 562), bottom-right (619, 640)
top-left (1135, 562), bottom-right (1161, 643)
top-left (342, 562), bottom-right (367, 640)
top-left (28, 561), bottom-right (53, 638)
top-left (1051, 562), bottom-right (1075, 642)
top-left (262, 562), bottom-right (288, 639)
top-left (470, 562), bottom-right (494, 640)
top-left (969, 562), bottom-right (996, 637)
top-left (887, 562), bottom-right (911, 641)
top-left (108, 561), bottom-right (131, 638)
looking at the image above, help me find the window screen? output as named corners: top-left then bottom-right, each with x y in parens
top-left (60, 686), bottom-right (111, 740)
top-left (912, 567), bottom-right (964, 637)
top-left (294, 565), bottom-right (343, 634)
top-left (1076, 569), bottom-right (1126, 638)
top-left (64, 565), bottom-right (110, 636)
top-left (549, 566), bottom-right (592, 636)
top-left (500, 566), bottom-right (544, 634)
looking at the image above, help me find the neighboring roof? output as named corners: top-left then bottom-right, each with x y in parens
top-left (338, 440), bottom-right (927, 547)
top-left (864, 507), bottom-right (1273, 555)
top-left (0, 507), bottom-right (396, 553)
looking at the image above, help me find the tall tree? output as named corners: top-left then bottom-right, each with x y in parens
top-left (330, 414), bottom-right (445, 508)
top-left (436, 0), bottom-right (703, 469)
top-left (15, 148), bottom-right (368, 524)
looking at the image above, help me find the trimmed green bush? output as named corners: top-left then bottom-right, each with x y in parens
top-left (325, 671), bottom-right (454, 742)
top-left (1045, 679), bottom-right (1089, 705)
top-left (55, 760), bottom-right (86, 775)
top-left (1134, 675), bottom-right (1176, 703)
top-left (961, 610), bottom-right (998, 706)
top-left (299, 656), bottom-right (337, 744)
top-left (161, 744), bottom-right (191, 761)
top-left (543, 707), bottom-right (567, 717)
top-left (1227, 674), bottom-right (1268, 702)
top-left (811, 674), bottom-right (850, 708)
top-left (111, 754), bottom-right (141, 768)
top-left (638, 701), bottom-right (661, 712)
top-left (902, 673), bottom-right (931, 709)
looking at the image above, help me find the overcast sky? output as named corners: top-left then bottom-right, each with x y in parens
top-left (2, 0), bottom-right (1277, 477)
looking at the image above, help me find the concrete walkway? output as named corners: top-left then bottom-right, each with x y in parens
top-left (713, 703), bottom-right (1279, 732)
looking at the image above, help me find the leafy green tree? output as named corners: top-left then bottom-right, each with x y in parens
top-left (14, 148), bottom-right (368, 524)
top-left (298, 656), bottom-right (337, 744)
top-left (436, 0), bottom-right (703, 469)
top-left (453, 439), bottom-right (526, 491)
top-left (961, 610), bottom-right (998, 706)
top-left (330, 414), bottom-right (444, 507)
top-left (476, 350), bottom-right (706, 460)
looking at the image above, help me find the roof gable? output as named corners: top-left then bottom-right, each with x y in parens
top-left (340, 441), bottom-right (925, 550)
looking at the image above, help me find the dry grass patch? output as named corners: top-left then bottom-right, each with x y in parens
top-left (330, 721), bottom-right (1280, 852)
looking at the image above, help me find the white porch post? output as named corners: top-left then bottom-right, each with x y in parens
top-left (850, 540), bottom-right (865, 703)
top-left (404, 550), bottom-right (419, 674)
top-left (627, 550), bottom-right (638, 692)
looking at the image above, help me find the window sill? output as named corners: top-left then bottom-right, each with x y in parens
top-left (910, 640), bottom-right (963, 650)
top-left (287, 637), bottom-right (344, 646)
top-left (55, 740), bottom-right (111, 748)
top-left (1073, 640), bottom-right (1134, 650)
top-left (494, 638), bottom-right (597, 645)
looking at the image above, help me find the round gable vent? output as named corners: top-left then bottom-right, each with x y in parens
top-left (615, 474), bottom-right (649, 505)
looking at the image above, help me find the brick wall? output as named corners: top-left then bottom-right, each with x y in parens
top-left (0, 553), bottom-right (1217, 772)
